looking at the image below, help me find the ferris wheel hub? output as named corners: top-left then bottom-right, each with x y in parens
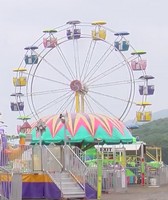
top-left (70, 80), bottom-right (88, 95)
top-left (70, 80), bottom-right (82, 92)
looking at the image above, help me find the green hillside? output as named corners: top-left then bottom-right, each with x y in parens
top-left (132, 118), bottom-right (168, 164)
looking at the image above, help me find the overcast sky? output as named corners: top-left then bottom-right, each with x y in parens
top-left (0, 0), bottom-right (168, 134)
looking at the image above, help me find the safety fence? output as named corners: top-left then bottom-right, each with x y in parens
top-left (1, 145), bottom-right (33, 173)
top-left (1, 144), bottom-right (168, 196)
top-left (146, 165), bottom-right (168, 187)
top-left (0, 167), bottom-right (11, 200)
top-left (86, 166), bottom-right (127, 193)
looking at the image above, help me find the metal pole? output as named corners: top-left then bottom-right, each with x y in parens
top-left (75, 92), bottom-right (80, 112)
top-left (60, 113), bottom-right (68, 171)
top-left (40, 129), bottom-right (43, 171)
top-left (97, 141), bottom-right (102, 200)
top-left (64, 122), bottom-right (67, 146)
top-left (36, 120), bottom-right (46, 171)
top-left (141, 142), bottom-right (145, 186)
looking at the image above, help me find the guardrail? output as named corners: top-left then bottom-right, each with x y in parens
top-left (64, 145), bottom-right (87, 190)
top-left (86, 166), bottom-right (127, 193)
top-left (147, 165), bottom-right (168, 187)
top-left (42, 145), bottom-right (63, 193)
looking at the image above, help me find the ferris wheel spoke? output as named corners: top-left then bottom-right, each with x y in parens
top-left (89, 79), bottom-right (133, 89)
top-left (30, 91), bottom-right (72, 118)
top-left (27, 88), bottom-right (71, 97)
top-left (56, 46), bottom-right (76, 80)
top-left (40, 55), bottom-right (72, 82)
top-left (85, 96), bottom-right (95, 113)
top-left (26, 72), bottom-right (69, 87)
top-left (72, 39), bottom-right (80, 80)
top-left (86, 54), bottom-right (137, 86)
top-left (84, 44), bottom-right (115, 83)
top-left (80, 40), bottom-right (96, 81)
top-left (55, 93), bottom-right (74, 114)
top-left (89, 90), bottom-right (135, 104)
top-left (86, 93), bottom-right (118, 118)
top-left (86, 58), bottom-right (130, 86)
top-left (70, 95), bottom-right (76, 113)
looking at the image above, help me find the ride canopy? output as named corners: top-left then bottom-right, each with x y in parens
top-left (30, 113), bottom-right (133, 145)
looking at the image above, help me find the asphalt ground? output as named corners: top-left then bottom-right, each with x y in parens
top-left (101, 184), bottom-right (168, 200)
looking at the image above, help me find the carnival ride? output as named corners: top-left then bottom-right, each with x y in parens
top-left (10, 20), bottom-right (154, 134)
top-left (5, 20), bottom-right (156, 199)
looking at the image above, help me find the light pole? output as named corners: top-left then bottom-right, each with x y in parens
top-left (59, 113), bottom-right (68, 170)
top-left (94, 138), bottom-right (103, 200)
top-left (36, 120), bottom-right (46, 147)
top-left (59, 113), bottom-right (68, 146)
top-left (36, 120), bottom-right (46, 171)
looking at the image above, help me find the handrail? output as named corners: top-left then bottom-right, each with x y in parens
top-left (146, 151), bottom-right (157, 161)
top-left (65, 145), bottom-right (87, 170)
top-left (43, 145), bottom-right (63, 169)
top-left (42, 145), bottom-right (63, 194)
top-left (64, 145), bottom-right (88, 190)
top-left (73, 146), bottom-right (87, 162)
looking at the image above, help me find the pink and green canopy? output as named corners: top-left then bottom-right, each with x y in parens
top-left (31, 113), bottom-right (133, 145)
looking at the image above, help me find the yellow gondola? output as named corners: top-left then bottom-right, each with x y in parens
top-left (13, 77), bottom-right (26, 87)
top-left (13, 68), bottom-right (27, 87)
top-left (91, 20), bottom-right (106, 40)
top-left (136, 111), bottom-right (152, 122)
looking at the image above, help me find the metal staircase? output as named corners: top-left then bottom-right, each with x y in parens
top-left (43, 145), bottom-right (87, 199)
top-left (49, 171), bottom-right (85, 199)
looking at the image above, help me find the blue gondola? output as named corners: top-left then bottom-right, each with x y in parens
top-left (10, 102), bottom-right (24, 111)
top-left (114, 31), bottom-right (129, 51)
top-left (66, 28), bottom-right (81, 40)
top-left (24, 46), bottom-right (38, 65)
top-left (139, 85), bottom-right (155, 95)
top-left (10, 93), bottom-right (24, 111)
top-left (66, 20), bottom-right (81, 40)
top-left (114, 41), bottom-right (129, 51)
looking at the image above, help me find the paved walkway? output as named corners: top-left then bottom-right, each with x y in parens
top-left (23, 184), bottom-right (168, 200)
top-left (101, 184), bottom-right (168, 200)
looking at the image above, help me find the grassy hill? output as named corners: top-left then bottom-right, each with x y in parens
top-left (132, 118), bottom-right (168, 164)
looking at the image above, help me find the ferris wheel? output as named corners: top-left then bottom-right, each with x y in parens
top-left (11, 20), bottom-right (154, 125)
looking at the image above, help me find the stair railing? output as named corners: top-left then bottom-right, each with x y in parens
top-left (146, 151), bottom-right (157, 162)
top-left (64, 145), bottom-right (88, 190)
top-left (72, 146), bottom-right (87, 162)
top-left (42, 145), bottom-right (63, 192)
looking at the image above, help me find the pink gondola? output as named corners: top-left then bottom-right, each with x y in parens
top-left (131, 60), bottom-right (147, 70)
top-left (43, 38), bottom-right (57, 48)
top-left (43, 30), bottom-right (57, 48)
